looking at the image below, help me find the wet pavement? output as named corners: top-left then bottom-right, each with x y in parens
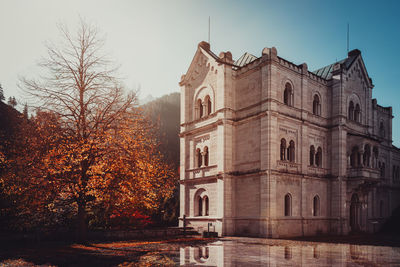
top-left (1, 236), bottom-right (400, 266)
top-left (179, 237), bottom-right (400, 266)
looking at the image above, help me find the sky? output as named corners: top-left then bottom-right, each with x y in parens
top-left (0, 0), bottom-right (399, 145)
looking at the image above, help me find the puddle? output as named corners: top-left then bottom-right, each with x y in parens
top-left (177, 238), bottom-right (400, 266)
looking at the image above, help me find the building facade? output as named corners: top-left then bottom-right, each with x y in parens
top-left (179, 41), bottom-right (400, 237)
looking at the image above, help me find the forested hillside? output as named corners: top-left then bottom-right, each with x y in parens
top-left (142, 92), bottom-right (180, 225)
top-left (142, 92), bottom-right (180, 169)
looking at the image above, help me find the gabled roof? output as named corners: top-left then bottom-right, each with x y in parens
top-left (312, 52), bottom-right (358, 80)
top-left (234, 52), bottom-right (258, 67)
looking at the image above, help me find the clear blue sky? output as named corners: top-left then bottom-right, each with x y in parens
top-left (0, 0), bottom-right (399, 145)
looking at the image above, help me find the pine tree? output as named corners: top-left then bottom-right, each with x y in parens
top-left (7, 96), bottom-right (17, 108)
top-left (23, 103), bottom-right (28, 118)
top-left (0, 83), bottom-right (4, 101)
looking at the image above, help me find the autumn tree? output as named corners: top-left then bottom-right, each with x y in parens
top-left (5, 20), bottom-right (175, 241)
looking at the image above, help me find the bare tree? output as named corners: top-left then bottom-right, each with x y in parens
top-left (17, 19), bottom-right (174, 242)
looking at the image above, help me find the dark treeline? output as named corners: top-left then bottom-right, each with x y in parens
top-left (0, 92), bottom-right (182, 233)
top-left (141, 92), bottom-right (180, 226)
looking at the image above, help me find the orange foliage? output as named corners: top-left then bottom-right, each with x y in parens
top-left (1, 21), bottom-right (176, 233)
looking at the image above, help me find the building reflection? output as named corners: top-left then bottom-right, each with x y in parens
top-left (179, 239), bottom-right (400, 266)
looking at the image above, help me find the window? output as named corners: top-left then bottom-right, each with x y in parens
top-left (355, 104), bottom-right (361, 123)
top-left (280, 139), bottom-right (286, 160)
top-left (203, 146), bottom-right (209, 166)
top-left (313, 94), bottom-right (321, 115)
top-left (380, 121), bottom-right (385, 138)
top-left (373, 147), bottom-right (379, 168)
top-left (205, 95), bottom-right (212, 115)
top-left (380, 162), bottom-right (386, 178)
top-left (197, 99), bottom-right (203, 118)
top-left (348, 101), bottom-right (354, 120)
top-left (287, 140), bottom-right (295, 162)
top-left (284, 246), bottom-right (292, 259)
top-left (198, 196), bottom-right (203, 216)
top-left (204, 196), bottom-right (209, 216)
top-left (315, 147), bottom-right (322, 167)
top-left (284, 83), bottom-right (293, 106)
top-left (284, 193), bottom-right (292, 216)
top-left (313, 195), bottom-right (320, 216)
top-left (309, 145), bottom-right (315, 166)
top-left (350, 146), bottom-right (359, 167)
top-left (196, 148), bottom-right (202, 168)
top-left (363, 144), bottom-right (371, 167)
top-left (380, 200), bottom-right (384, 217)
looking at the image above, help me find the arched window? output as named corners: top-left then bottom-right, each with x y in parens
top-left (203, 146), bottom-right (209, 166)
top-left (284, 193), bottom-right (292, 216)
top-left (196, 148), bottom-right (202, 168)
top-left (380, 162), bottom-right (386, 178)
top-left (280, 138), bottom-right (286, 160)
top-left (373, 147), bottom-right (379, 168)
top-left (363, 144), bottom-right (371, 167)
top-left (313, 94), bottom-right (321, 115)
top-left (284, 83), bottom-right (293, 106)
top-left (315, 147), bottom-right (322, 167)
top-left (204, 196), bottom-right (209, 216)
top-left (380, 121), bottom-right (385, 138)
top-left (197, 99), bottom-right (203, 118)
top-left (309, 145), bottom-right (315, 166)
top-left (355, 104), bottom-right (361, 123)
top-left (348, 101), bottom-right (354, 121)
top-left (313, 195), bottom-right (320, 216)
top-left (287, 140), bottom-right (295, 162)
top-left (284, 246), bottom-right (292, 259)
top-left (350, 146), bottom-right (359, 167)
top-left (198, 196), bottom-right (203, 216)
top-left (205, 95), bottom-right (212, 115)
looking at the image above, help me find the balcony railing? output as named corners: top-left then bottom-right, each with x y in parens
top-left (347, 166), bottom-right (380, 179)
top-left (185, 165), bottom-right (218, 179)
top-left (277, 160), bottom-right (300, 173)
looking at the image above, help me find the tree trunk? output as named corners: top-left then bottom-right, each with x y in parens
top-left (77, 201), bottom-right (87, 243)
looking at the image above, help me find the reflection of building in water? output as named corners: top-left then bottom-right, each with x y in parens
top-left (180, 244), bottom-right (223, 266)
top-left (179, 41), bottom-right (400, 237)
top-left (179, 240), bottom-right (400, 266)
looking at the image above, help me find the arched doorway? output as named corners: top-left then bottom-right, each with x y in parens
top-left (350, 194), bottom-right (361, 232)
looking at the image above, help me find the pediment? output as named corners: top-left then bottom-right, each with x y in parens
top-left (180, 46), bottom-right (218, 86)
top-left (346, 55), bottom-right (373, 89)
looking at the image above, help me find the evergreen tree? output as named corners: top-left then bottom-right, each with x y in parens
top-left (23, 103), bottom-right (28, 118)
top-left (0, 84), bottom-right (4, 101)
top-left (7, 96), bottom-right (17, 108)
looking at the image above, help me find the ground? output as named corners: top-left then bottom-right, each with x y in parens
top-left (1, 234), bottom-right (400, 266)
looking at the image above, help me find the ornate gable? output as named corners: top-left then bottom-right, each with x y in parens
top-left (179, 42), bottom-right (219, 87)
top-left (346, 54), bottom-right (373, 90)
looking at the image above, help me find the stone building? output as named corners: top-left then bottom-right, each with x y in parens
top-left (178, 41), bottom-right (400, 237)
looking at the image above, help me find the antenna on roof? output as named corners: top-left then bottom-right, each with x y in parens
top-left (208, 16), bottom-right (211, 45)
top-left (347, 23), bottom-right (350, 55)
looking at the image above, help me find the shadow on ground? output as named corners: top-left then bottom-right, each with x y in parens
top-left (0, 237), bottom-right (211, 266)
